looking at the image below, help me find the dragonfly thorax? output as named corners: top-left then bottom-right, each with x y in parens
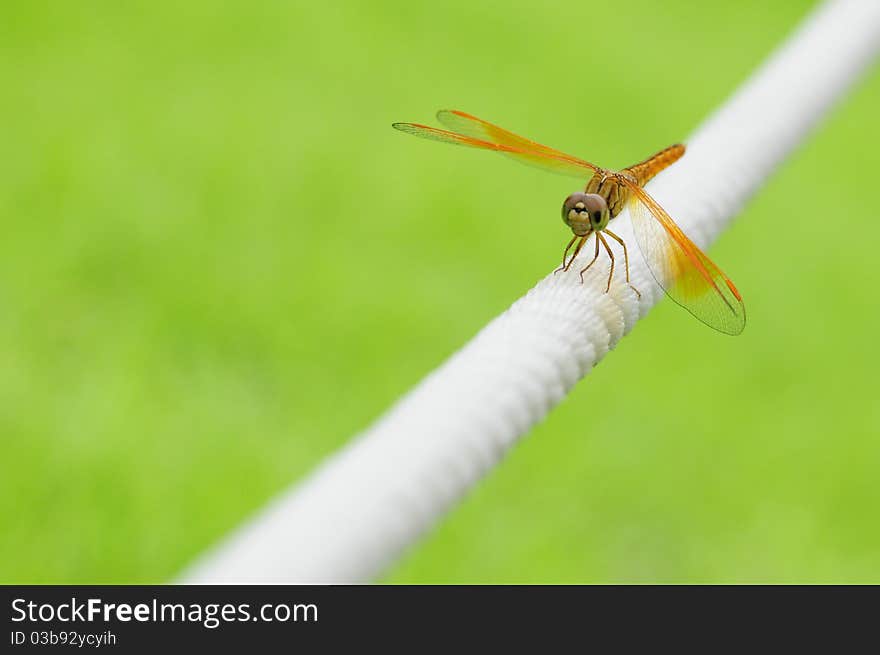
top-left (562, 192), bottom-right (609, 236)
top-left (584, 171), bottom-right (632, 218)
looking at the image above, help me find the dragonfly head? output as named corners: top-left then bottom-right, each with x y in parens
top-left (562, 192), bottom-right (609, 236)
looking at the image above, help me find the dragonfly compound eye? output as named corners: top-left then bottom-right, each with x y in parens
top-left (562, 192), bottom-right (607, 236)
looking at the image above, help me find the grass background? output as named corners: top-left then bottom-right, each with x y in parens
top-left (1, 0), bottom-right (878, 583)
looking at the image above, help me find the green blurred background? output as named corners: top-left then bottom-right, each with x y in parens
top-left (1, 0), bottom-right (878, 583)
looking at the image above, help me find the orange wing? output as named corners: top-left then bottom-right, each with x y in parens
top-left (619, 177), bottom-right (746, 335)
top-left (392, 110), bottom-right (597, 178)
top-left (435, 110), bottom-right (586, 159)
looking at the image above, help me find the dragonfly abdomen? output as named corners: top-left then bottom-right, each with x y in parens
top-left (622, 144), bottom-right (686, 187)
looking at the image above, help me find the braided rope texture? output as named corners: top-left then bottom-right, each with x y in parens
top-left (182, 0), bottom-right (880, 583)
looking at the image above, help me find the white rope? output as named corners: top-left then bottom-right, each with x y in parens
top-left (181, 0), bottom-right (880, 584)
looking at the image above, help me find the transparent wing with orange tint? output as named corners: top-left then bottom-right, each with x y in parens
top-left (392, 116), bottom-right (597, 179)
top-left (435, 110), bottom-right (582, 158)
top-left (619, 178), bottom-right (746, 335)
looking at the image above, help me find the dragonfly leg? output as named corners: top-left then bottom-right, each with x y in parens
top-left (596, 232), bottom-right (615, 292)
top-left (604, 229), bottom-right (641, 298)
top-left (563, 234), bottom-right (589, 272)
top-left (554, 235), bottom-right (578, 273)
top-left (578, 234), bottom-right (602, 283)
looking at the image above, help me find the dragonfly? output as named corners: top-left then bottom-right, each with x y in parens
top-left (392, 110), bottom-right (746, 335)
